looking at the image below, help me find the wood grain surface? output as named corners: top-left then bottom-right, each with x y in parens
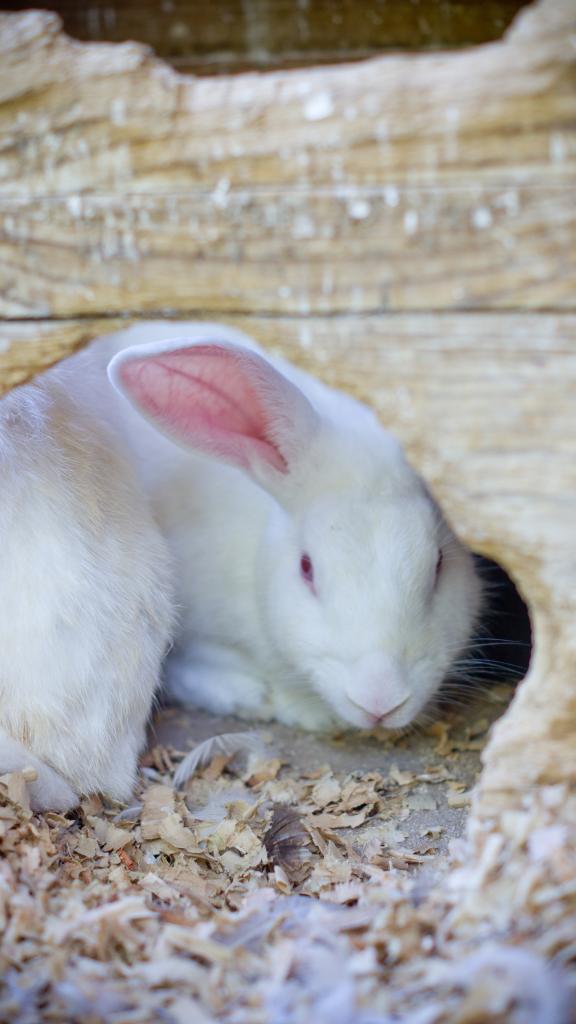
top-left (1, 185), bottom-right (574, 317)
top-left (0, 3), bottom-right (573, 198)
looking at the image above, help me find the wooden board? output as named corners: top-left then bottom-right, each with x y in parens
top-left (2, 185), bottom-right (574, 317)
top-left (0, 4), bottom-right (574, 200)
top-left (0, 0), bottom-right (574, 324)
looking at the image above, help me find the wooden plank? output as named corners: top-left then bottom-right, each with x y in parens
top-left (0, 2), bottom-right (574, 198)
top-left (1, 185), bottom-right (574, 316)
top-left (0, 318), bottom-right (124, 394)
top-left (2, 312), bottom-right (575, 470)
top-left (0, 1), bottom-right (530, 73)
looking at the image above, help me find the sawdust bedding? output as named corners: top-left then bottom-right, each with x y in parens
top-left (0, 696), bottom-right (574, 1024)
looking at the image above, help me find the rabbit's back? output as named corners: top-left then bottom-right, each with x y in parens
top-left (0, 375), bottom-right (174, 802)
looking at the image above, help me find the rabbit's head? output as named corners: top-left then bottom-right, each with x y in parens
top-left (110, 337), bottom-right (482, 730)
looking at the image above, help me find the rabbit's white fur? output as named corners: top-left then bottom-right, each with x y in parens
top-left (0, 366), bottom-right (174, 810)
top-left (102, 321), bottom-right (482, 733)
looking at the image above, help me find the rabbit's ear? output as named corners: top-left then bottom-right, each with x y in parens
top-left (109, 341), bottom-right (320, 479)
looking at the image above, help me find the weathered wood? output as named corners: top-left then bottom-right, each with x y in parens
top-left (0, 1), bottom-right (530, 74)
top-left (0, 2), bottom-right (574, 201)
top-left (1, 185), bottom-right (574, 316)
top-left (0, 319), bottom-right (123, 394)
top-left (0, 1), bottom-right (574, 321)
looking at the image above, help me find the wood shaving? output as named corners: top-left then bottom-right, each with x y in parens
top-left (405, 789), bottom-right (438, 811)
top-left (447, 790), bottom-right (472, 808)
top-left (0, 709), bottom-right (574, 1023)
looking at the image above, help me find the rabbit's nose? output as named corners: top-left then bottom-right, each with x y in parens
top-left (373, 698), bottom-right (411, 725)
top-left (349, 692), bottom-right (410, 723)
top-left (348, 652), bottom-right (411, 721)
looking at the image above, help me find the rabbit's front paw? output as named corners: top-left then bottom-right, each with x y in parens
top-left (29, 767), bottom-right (79, 813)
top-left (270, 687), bottom-right (339, 732)
top-left (165, 652), bottom-right (268, 718)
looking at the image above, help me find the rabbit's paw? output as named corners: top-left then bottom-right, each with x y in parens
top-left (29, 766), bottom-right (79, 813)
top-left (166, 654), bottom-right (268, 718)
top-left (270, 687), bottom-right (340, 732)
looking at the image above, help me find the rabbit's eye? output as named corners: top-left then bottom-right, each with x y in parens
top-left (435, 549), bottom-right (443, 585)
top-left (300, 553), bottom-right (314, 586)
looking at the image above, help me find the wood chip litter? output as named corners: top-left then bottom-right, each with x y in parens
top-left (0, 712), bottom-right (574, 1023)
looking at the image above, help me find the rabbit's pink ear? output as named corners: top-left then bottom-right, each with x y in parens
top-left (110, 342), bottom-right (319, 476)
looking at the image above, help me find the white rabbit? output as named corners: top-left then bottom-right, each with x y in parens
top-left (104, 321), bottom-right (483, 733)
top-left (0, 362), bottom-right (174, 811)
